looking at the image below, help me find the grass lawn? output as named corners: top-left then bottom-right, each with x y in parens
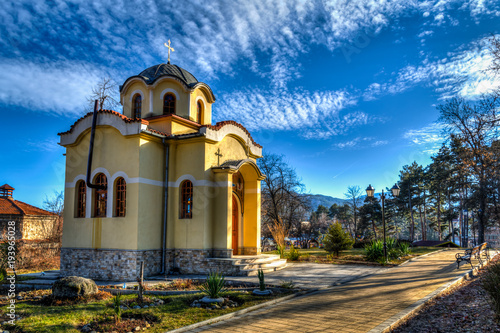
top-left (0, 289), bottom-right (293, 333)
top-left (267, 246), bottom-right (441, 265)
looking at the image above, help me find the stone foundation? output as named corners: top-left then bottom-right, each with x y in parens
top-left (60, 248), bottom-right (161, 281)
top-left (61, 247), bottom-right (262, 280)
top-left (166, 249), bottom-right (239, 275)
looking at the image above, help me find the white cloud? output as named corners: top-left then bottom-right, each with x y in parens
top-left (0, 59), bottom-right (104, 115)
top-left (403, 122), bottom-right (445, 154)
top-left (330, 137), bottom-right (389, 150)
top-left (363, 35), bottom-right (500, 101)
top-left (214, 88), bottom-right (373, 139)
top-left (25, 138), bottom-right (62, 152)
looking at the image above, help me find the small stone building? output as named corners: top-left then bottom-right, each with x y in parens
top-left (0, 184), bottom-right (58, 241)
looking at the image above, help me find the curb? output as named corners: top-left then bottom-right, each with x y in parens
top-left (368, 251), bottom-right (498, 333)
top-left (165, 289), bottom-right (316, 333)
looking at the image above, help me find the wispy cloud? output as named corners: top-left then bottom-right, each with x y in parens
top-left (331, 137), bottom-right (389, 150)
top-left (403, 122), bottom-right (446, 154)
top-left (363, 35), bottom-right (500, 101)
top-left (214, 88), bottom-right (374, 139)
top-left (25, 138), bottom-right (62, 152)
top-left (0, 59), bottom-right (103, 115)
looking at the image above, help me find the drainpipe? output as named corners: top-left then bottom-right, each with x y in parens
top-left (86, 100), bottom-right (106, 190)
top-left (161, 138), bottom-right (170, 274)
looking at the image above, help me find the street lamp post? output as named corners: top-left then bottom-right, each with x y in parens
top-left (366, 183), bottom-right (401, 263)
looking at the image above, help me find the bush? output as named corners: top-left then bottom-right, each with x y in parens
top-left (257, 269), bottom-right (265, 291)
top-left (112, 293), bottom-right (122, 323)
top-left (364, 238), bottom-right (411, 263)
top-left (287, 245), bottom-right (301, 261)
top-left (398, 241), bottom-right (411, 256)
top-left (482, 262), bottom-right (500, 320)
top-left (324, 222), bottom-right (354, 257)
top-left (200, 272), bottom-right (227, 299)
top-left (365, 240), bottom-right (384, 262)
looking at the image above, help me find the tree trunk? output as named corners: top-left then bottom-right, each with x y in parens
top-left (437, 193), bottom-right (442, 241)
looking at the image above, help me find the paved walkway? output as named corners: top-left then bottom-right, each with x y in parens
top-left (188, 250), bottom-right (472, 333)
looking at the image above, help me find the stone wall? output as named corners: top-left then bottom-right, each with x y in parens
top-left (0, 215), bottom-right (23, 240)
top-left (60, 248), bottom-right (162, 281)
top-left (21, 215), bottom-right (59, 240)
top-left (61, 247), bottom-right (245, 280)
top-left (166, 249), bottom-right (240, 275)
top-left (0, 215), bottom-right (58, 241)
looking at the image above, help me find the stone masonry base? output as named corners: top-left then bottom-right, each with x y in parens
top-left (60, 248), bottom-right (161, 281)
top-left (61, 248), bottom-right (255, 280)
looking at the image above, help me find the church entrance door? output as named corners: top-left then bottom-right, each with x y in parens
top-left (232, 195), bottom-right (239, 255)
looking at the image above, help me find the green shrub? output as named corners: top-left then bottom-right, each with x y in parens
top-left (257, 269), bottom-right (265, 291)
top-left (324, 222), bottom-right (354, 257)
top-left (112, 293), bottom-right (122, 323)
top-left (365, 240), bottom-right (384, 262)
top-left (279, 280), bottom-right (295, 289)
top-left (200, 271), bottom-right (227, 298)
top-left (398, 241), bottom-right (411, 256)
top-left (482, 262), bottom-right (500, 320)
top-left (287, 245), bottom-right (301, 261)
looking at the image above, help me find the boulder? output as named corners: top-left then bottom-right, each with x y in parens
top-left (52, 276), bottom-right (98, 298)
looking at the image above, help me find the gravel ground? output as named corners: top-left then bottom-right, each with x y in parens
top-left (391, 256), bottom-right (500, 333)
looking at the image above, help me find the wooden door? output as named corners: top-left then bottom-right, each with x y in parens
top-left (232, 195), bottom-right (238, 255)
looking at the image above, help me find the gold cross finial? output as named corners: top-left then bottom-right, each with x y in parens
top-left (164, 40), bottom-right (175, 64)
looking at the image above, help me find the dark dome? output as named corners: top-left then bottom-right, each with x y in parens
top-left (138, 63), bottom-right (198, 87)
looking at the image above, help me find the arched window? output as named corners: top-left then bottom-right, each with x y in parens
top-left (76, 180), bottom-right (86, 218)
top-left (93, 173), bottom-right (108, 217)
top-left (114, 177), bottom-right (126, 217)
top-left (133, 94), bottom-right (142, 119)
top-left (163, 93), bottom-right (176, 115)
top-left (196, 100), bottom-right (203, 124)
top-left (180, 180), bottom-right (193, 219)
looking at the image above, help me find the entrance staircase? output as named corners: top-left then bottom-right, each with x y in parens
top-left (209, 254), bottom-right (287, 276)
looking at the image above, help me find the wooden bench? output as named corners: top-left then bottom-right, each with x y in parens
top-left (456, 242), bottom-right (489, 269)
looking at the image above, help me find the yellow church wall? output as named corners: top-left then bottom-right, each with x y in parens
top-left (205, 136), bottom-right (249, 169)
top-left (122, 81), bottom-right (150, 118)
top-left (190, 89), bottom-right (212, 124)
top-left (212, 172), bottom-right (232, 250)
top-left (62, 127), bottom-right (145, 251)
top-left (136, 138), bottom-right (165, 250)
top-left (152, 81), bottom-right (189, 118)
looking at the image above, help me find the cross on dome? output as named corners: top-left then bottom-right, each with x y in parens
top-left (164, 40), bottom-right (175, 64)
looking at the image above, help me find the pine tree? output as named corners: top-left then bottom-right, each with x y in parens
top-left (324, 222), bottom-right (354, 257)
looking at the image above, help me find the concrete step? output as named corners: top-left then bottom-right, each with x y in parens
top-left (234, 259), bottom-right (288, 270)
top-left (242, 263), bottom-right (288, 276)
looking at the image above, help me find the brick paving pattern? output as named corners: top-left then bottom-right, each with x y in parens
top-left (190, 250), bottom-right (468, 333)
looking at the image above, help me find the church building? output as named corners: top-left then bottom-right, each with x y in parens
top-left (58, 56), bottom-right (285, 280)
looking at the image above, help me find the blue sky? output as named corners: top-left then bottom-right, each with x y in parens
top-left (1, 0), bottom-right (500, 207)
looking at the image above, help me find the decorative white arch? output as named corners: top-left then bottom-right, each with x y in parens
top-left (90, 168), bottom-right (112, 218)
top-left (129, 90), bottom-right (145, 103)
top-left (194, 96), bottom-right (205, 122)
top-left (160, 88), bottom-right (180, 101)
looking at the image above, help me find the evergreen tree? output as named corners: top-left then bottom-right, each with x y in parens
top-left (324, 222), bottom-right (354, 257)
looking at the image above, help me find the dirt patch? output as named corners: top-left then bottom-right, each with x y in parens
top-left (41, 290), bottom-right (112, 306)
top-left (81, 312), bottom-right (159, 333)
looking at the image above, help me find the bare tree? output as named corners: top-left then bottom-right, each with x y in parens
top-left (43, 191), bottom-right (64, 242)
top-left (344, 185), bottom-right (363, 239)
top-left (259, 153), bottom-right (309, 248)
top-left (85, 77), bottom-right (120, 112)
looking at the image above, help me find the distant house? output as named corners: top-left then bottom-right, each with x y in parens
top-left (0, 184), bottom-right (58, 241)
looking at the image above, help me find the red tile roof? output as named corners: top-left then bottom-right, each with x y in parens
top-left (58, 109), bottom-right (149, 136)
top-left (0, 198), bottom-right (56, 216)
top-left (202, 121), bottom-right (262, 148)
